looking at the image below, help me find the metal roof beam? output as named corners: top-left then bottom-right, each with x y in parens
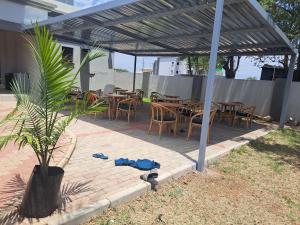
top-left (83, 16), bottom-right (190, 55)
top-left (51, 0), bottom-right (242, 34)
top-left (117, 43), bottom-right (289, 53)
top-left (53, 34), bottom-right (136, 56)
top-left (100, 26), bottom-right (271, 44)
top-left (130, 50), bottom-right (293, 57)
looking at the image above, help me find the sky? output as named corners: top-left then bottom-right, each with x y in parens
top-left (73, 0), bottom-right (278, 80)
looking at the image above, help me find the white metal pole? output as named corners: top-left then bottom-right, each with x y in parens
top-left (133, 55), bottom-right (137, 91)
top-left (197, 0), bottom-right (224, 171)
top-left (279, 54), bottom-right (297, 128)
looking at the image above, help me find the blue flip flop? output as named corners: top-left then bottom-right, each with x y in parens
top-left (92, 153), bottom-right (108, 159)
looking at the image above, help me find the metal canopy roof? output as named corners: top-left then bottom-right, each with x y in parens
top-left (24, 0), bottom-right (296, 56)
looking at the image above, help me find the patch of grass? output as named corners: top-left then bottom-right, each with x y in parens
top-left (87, 129), bottom-right (300, 225)
top-left (268, 159), bottom-right (284, 173)
top-left (283, 196), bottom-right (300, 210)
top-left (165, 185), bottom-right (184, 198)
top-left (142, 97), bottom-right (151, 103)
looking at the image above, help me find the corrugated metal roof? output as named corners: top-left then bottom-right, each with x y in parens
top-left (24, 0), bottom-right (296, 56)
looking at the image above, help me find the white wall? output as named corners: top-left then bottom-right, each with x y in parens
top-left (200, 77), bottom-right (275, 116)
top-left (0, 30), bottom-right (39, 87)
top-left (286, 82), bottom-right (300, 122)
top-left (0, 0), bottom-right (48, 25)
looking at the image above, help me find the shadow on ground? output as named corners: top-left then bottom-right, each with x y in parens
top-left (249, 137), bottom-right (300, 170)
top-left (0, 174), bottom-right (92, 224)
top-left (74, 103), bottom-right (267, 164)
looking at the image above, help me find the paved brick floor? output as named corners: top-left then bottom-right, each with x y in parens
top-left (0, 101), bottom-right (272, 224)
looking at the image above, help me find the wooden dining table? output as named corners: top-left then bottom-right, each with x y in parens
top-left (120, 91), bottom-right (136, 97)
top-left (218, 101), bottom-right (243, 111)
top-left (159, 102), bottom-right (183, 109)
top-left (105, 94), bottom-right (127, 119)
top-left (115, 89), bottom-right (128, 94)
top-left (218, 101), bottom-right (243, 124)
top-left (161, 97), bottom-right (182, 103)
top-left (164, 94), bottom-right (180, 99)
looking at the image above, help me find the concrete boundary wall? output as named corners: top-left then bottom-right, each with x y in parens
top-left (88, 72), bottom-right (193, 99)
top-left (200, 77), bottom-right (275, 116)
top-left (286, 82), bottom-right (300, 121)
top-left (87, 72), bottom-right (300, 121)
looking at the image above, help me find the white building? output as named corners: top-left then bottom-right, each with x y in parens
top-left (0, 0), bottom-right (113, 91)
top-left (153, 57), bottom-right (189, 76)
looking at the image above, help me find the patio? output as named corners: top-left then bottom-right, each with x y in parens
top-left (0, 99), bottom-right (274, 224)
top-left (0, 0), bottom-right (296, 223)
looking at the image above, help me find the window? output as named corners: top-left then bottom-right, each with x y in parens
top-left (177, 62), bottom-right (179, 65)
top-left (62, 47), bottom-right (73, 64)
top-left (176, 71), bottom-right (179, 74)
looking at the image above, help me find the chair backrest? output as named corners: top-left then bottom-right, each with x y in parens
top-left (211, 102), bottom-right (220, 110)
top-left (241, 105), bottom-right (256, 117)
top-left (95, 89), bottom-right (102, 97)
top-left (150, 92), bottom-right (163, 102)
top-left (150, 103), bottom-right (176, 122)
top-left (209, 110), bottom-right (218, 126)
top-left (103, 84), bottom-right (115, 95)
top-left (136, 89), bottom-right (144, 98)
top-left (85, 90), bottom-right (97, 104)
top-left (151, 103), bottom-right (164, 121)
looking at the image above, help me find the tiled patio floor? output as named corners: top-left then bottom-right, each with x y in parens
top-left (0, 101), bottom-right (273, 224)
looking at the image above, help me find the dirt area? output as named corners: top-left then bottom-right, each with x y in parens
top-left (87, 129), bottom-right (300, 225)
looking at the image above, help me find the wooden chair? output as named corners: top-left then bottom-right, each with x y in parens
top-left (232, 105), bottom-right (256, 128)
top-left (84, 91), bottom-right (100, 119)
top-left (115, 98), bottom-right (137, 122)
top-left (135, 89), bottom-right (144, 105)
top-left (148, 103), bottom-right (178, 138)
top-left (179, 101), bottom-right (203, 125)
top-left (150, 92), bottom-right (163, 102)
top-left (220, 102), bottom-right (243, 125)
top-left (187, 109), bottom-right (217, 143)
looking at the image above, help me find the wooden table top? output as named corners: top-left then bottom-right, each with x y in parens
top-left (120, 91), bottom-right (136, 96)
top-left (164, 95), bottom-right (180, 98)
top-left (162, 97), bottom-right (182, 102)
top-left (218, 101), bottom-right (242, 106)
top-left (159, 102), bottom-right (183, 108)
top-left (115, 89), bottom-right (128, 93)
top-left (106, 94), bottom-right (127, 98)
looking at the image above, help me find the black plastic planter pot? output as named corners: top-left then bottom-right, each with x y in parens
top-left (20, 165), bottom-right (64, 218)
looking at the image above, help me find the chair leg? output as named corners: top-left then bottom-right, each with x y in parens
top-left (127, 112), bottom-right (130, 123)
top-left (187, 124), bottom-right (192, 140)
top-left (108, 107), bottom-right (111, 120)
top-left (173, 122), bottom-right (177, 136)
top-left (148, 120), bottom-right (153, 134)
top-left (159, 123), bottom-right (163, 139)
top-left (115, 109), bottom-right (119, 120)
top-left (207, 127), bottom-right (210, 144)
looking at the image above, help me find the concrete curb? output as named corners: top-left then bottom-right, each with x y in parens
top-left (42, 126), bottom-right (275, 225)
top-left (57, 129), bottom-right (77, 169)
top-left (47, 199), bottom-right (110, 225)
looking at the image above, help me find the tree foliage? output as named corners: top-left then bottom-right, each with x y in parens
top-left (181, 55), bottom-right (223, 76)
top-left (257, 0), bottom-right (300, 69)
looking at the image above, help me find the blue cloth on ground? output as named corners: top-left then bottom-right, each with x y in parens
top-left (92, 153), bottom-right (108, 159)
top-left (115, 158), bottom-right (160, 171)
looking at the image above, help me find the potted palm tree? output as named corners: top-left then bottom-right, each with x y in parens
top-left (0, 25), bottom-right (105, 218)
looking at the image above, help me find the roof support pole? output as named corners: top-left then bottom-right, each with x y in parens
top-left (133, 55), bottom-right (137, 91)
top-left (197, 0), bottom-right (224, 171)
top-left (279, 54), bottom-right (297, 128)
